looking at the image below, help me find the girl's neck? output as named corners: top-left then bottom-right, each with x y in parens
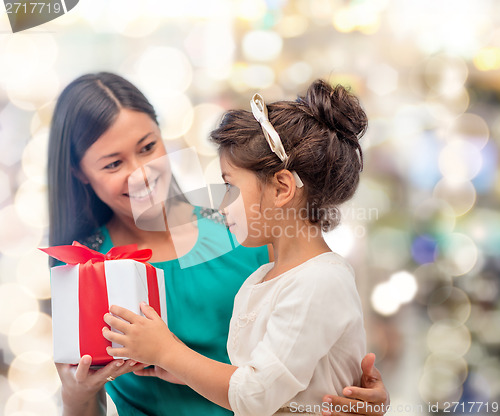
top-left (263, 224), bottom-right (331, 282)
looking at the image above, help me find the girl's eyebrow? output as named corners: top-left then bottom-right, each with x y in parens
top-left (97, 133), bottom-right (154, 162)
top-left (221, 172), bottom-right (231, 181)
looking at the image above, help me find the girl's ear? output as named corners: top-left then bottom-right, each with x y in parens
top-left (72, 168), bottom-right (90, 185)
top-left (273, 170), bottom-right (297, 208)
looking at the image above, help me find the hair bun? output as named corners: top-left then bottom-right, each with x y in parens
top-left (300, 79), bottom-right (367, 146)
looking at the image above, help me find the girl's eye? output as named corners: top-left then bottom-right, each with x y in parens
top-left (140, 141), bottom-right (156, 153)
top-left (104, 160), bottom-right (122, 170)
top-left (225, 183), bottom-right (232, 192)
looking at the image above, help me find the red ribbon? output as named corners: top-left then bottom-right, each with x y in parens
top-left (41, 241), bottom-right (161, 365)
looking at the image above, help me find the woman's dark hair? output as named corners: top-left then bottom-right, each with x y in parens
top-left (210, 79), bottom-right (368, 231)
top-left (48, 72), bottom-right (185, 264)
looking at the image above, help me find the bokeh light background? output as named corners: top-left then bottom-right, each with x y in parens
top-left (0, 0), bottom-right (499, 415)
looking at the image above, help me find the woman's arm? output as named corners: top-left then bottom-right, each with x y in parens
top-left (321, 353), bottom-right (390, 416)
top-left (103, 303), bottom-right (236, 410)
top-left (56, 355), bottom-right (147, 416)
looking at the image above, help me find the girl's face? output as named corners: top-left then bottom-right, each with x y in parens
top-left (79, 109), bottom-right (169, 224)
top-left (219, 154), bottom-right (273, 247)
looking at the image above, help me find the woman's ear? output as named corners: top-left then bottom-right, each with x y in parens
top-left (72, 168), bottom-right (90, 185)
top-left (273, 170), bottom-right (297, 208)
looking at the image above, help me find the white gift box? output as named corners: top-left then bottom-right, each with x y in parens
top-left (51, 259), bottom-right (167, 365)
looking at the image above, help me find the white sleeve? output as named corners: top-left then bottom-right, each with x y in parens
top-left (228, 263), bottom-right (361, 416)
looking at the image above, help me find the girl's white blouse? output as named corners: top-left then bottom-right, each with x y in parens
top-left (227, 252), bottom-right (366, 416)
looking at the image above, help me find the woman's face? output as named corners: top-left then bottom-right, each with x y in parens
top-left (79, 108), bottom-right (169, 224)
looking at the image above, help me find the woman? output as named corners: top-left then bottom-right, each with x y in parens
top-left (48, 72), bottom-right (388, 416)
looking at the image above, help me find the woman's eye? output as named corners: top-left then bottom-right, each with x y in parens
top-left (104, 160), bottom-right (122, 170)
top-left (140, 141), bottom-right (156, 153)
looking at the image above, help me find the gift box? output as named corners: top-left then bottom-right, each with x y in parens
top-left (41, 242), bottom-right (167, 366)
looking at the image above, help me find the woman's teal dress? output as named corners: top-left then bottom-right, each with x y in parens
top-left (91, 207), bottom-right (269, 415)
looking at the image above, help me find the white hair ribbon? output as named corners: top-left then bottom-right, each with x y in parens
top-left (250, 93), bottom-right (304, 188)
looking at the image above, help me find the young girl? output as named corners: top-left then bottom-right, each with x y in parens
top-left (103, 79), bottom-right (369, 416)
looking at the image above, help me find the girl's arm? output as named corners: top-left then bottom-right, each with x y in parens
top-left (103, 303), bottom-right (237, 410)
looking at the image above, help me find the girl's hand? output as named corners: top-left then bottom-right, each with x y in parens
top-left (56, 354), bottom-right (146, 415)
top-left (134, 365), bottom-right (186, 385)
top-left (103, 302), bottom-right (175, 366)
top-left (321, 353), bottom-right (389, 416)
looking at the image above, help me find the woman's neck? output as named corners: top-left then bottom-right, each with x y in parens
top-left (106, 202), bottom-right (199, 262)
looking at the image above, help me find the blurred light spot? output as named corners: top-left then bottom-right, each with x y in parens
top-left (235, 0), bottom-right (267, 21)
top-left (8, 352), bottom-right (59, 396)
top-left (350, 179), bottom-right (390, 220)
top-left (0, 104), bottom-right (32, 167)
top-left (0, 171), bottom-right (11, 205)
top-left (108, 0), bottom-right (159, 37)
top-left (439, 140), bottom-right (483, 183)
top-left (433, 178), bottom-right (476, 216)
top-left (446, 113), bottom-right (489, 149)
top-left (436, 233), bottom-right (478, 276)
top-left (275, 14), bottom-right (309, 38)
top-left (371, 270), bottom-right (418, 316)
top-left (229, 62), bottom-right (250, 92)
top-left (14, 180), bottom-right (48, 229)
top-left (412, 198), bottom-right (456, 236)
top-left (366, 63), bottom-right (398, 96)
top-left (369, 228), bottom-right (411, 269)
top-left (184, 23), bottom-right (235, 78)
top-left (419, 357), bottom-right (464, 404)
top-left (389, 271), bottom-right (418, 303)
top-left (371, 281), bottom-right (401, 316)
top-left (136, 47), bottom-right (192, 97)
top-left (184, 104), bottom-right (224, 157)
top-left (424, 55), bottom-right (468, 97)
top-left (473, 47), bottom-right (500, 71)
top-left (242, 30), bottom-right (283, 62)
top-left (155, 93), bottom-right (194, 140)
top-left (332, 4), bottom-right (381, 34)
top-left (427, 321), bottom-right (471, 356)
top-left (21, 130), bottom-right (49, 185)
top-left (0, 283), bottom-right (38, 335)
top-left (459, 208), bottom-right (500, 257)
top-left (425, 353), bottom-right (469, 384)
top-left (7, 69), bottom-right (59, 111)
top-left (8, 313), bottom-right (52, 358)
top-left (280, 62), bottom-right (313, 88)
top-left (0, 35), bottom-right (58, 91)
top-left (16, 249), bottom-right (51, 300)
top-left (5, 389), bottom-right (58, 416)
top-left (472, 140), bottom-right (498, 193)
top-left (411, 234), bottom-right (438, 264)
top-left (243, 64), bottom-right (275, 89)
top-left (323, 225), bottom-right (354, 258)
top-left (475, 311), bottom-right (500, 346)
top-left (427, 287), bottom-right (471, 324)
top-left (0, 205), bottom-right (43, 257)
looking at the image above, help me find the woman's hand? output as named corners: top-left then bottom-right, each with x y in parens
top-left (56, 355), bottom-right (147, 416)
top-left (321, 353), bottom-right (390, 416)
top-left (134, 365), bottom-right (186, 384)
top-left (103, 302), bottom-right (176, 366)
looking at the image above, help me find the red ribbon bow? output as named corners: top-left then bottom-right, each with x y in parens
top-left (41, 242), bottom-right (161, 365)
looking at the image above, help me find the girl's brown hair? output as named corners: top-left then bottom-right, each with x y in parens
top-left (210, 79), bottom-right (368, 231)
